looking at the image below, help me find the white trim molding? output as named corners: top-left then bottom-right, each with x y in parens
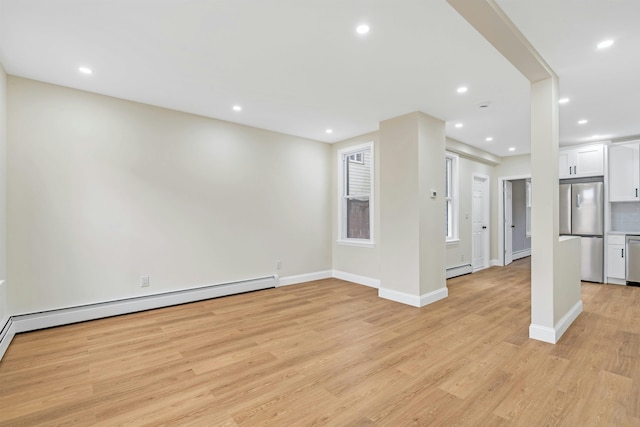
top-left (378, 286), bottom-right (448, 308)
top-left (332, 271), bottom-right (380, 288)
top-left (277, 271), bottom-right (332, 287)
top-left (529, 300), bottom-right (583, 344)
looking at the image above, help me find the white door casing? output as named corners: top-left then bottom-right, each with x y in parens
top-left (472, 175), bottom-right (490, 271)
top-left (504, 180), bottom-right (513, 266)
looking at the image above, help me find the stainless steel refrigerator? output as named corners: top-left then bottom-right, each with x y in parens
top-left (559, 181), bottom-right (604, 282)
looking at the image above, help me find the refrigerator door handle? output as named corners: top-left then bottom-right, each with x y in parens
top-left (576, 193), bottom-right (582, 208)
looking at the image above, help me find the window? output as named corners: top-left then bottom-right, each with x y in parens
top-left (338, 142), bottom-right (374, 245)
top-left (446, 152), bottom-right (458, 242)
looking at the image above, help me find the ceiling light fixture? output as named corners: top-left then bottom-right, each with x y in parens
top-left (559, 98), bottom-right (570, 104)
top-left (232, 105), bottom-right (242, 112)
top-left (508, 147), bottom-right (516, 152)
top-left (356, 24), bottom-right (370, 35)
top-left (597, 39), bottom-right (614, 49)
top-left (326, 129), bottom-right (333, 134)
top-left (485, 137), bottom-right (493, 142)
top-left (456, 86), bottom-right (468, 94)
top-left (454, 123), bottom-right (463, 128)
top-left (578, 119), bottom-right (589, 125)
top-left (78, 66), bottom-right (92, 75)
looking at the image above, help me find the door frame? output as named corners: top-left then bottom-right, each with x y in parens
top-left (497, 174), bottom-right (531, 266)
top-left (472, 173), bottom-right (491, 272)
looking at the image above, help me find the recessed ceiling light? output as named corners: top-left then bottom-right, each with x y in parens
top-left (578, 119), bottom-right (589, 125)
top-left (78, 66), bottom-right (92, 75)
top-left (508, 147), bottom-right (516, 152)
top-left (326, 129), bottom-right (333, 134)
top-left (356, 24), bottom-right (370, 35)
top-left (455, 123), bottom-right (463, 128)
top-left (232, 105), bottom-right (242, 112)
top-left (456, 86), bottom-right (468, 94)
top-left (559, 98), bottom-right (570, 104)
top-left (485, 137), bottom-right (493, 142)
top-left (597, 39), bottom-right (614, 49)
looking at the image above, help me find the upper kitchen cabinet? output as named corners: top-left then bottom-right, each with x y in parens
top-left (559, 144), bottom-right (605, 179)
top-left (609, 142), bottom-right (640, 202)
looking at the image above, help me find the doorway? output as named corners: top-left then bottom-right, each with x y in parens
top-left (498, 175), bottom-right (532, 266)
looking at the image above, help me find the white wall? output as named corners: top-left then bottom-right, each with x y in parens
top-left (7, 77), bottom-right (332, 315)
top-left (331, 132), bottom-right (380, 281)
top-left (0, 65), bottom-right (7, 327)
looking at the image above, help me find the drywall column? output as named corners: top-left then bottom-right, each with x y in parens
top-left (529, 76), bottom-right (582, 343)
top-left (379, 112), bottom-right (447, 307)
top-left (529, 77), bottom-right (559, 335)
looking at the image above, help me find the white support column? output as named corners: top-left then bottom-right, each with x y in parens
top-left (378, 112), bottom-right (447, 307)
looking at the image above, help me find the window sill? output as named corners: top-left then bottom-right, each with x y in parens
top-left (446, 238), bottom-right (460, 245)
top-left (337, 239), bottom-right (376, 248)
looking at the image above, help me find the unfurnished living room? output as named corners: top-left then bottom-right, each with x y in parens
top-left (0, 1), bottom-right (639, 425)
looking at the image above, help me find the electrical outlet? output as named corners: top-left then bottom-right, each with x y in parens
top-left (276, 260), bottom-right (282, 270)
top-left (140, 276), bottom-right (150, 288)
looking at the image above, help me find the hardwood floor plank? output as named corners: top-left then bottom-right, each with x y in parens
top-left (1, 258), bottom-right (640, 425)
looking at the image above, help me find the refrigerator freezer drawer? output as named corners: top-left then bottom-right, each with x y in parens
top-left (581, 237), bottom-right (603, 283)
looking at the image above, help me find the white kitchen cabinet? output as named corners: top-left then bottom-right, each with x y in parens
top-left (607, 244), bottom-right (626, 279)
top-left (559, 144), bottom-right (605, 179)
top-left (609, 142), bottom-right (640, 202)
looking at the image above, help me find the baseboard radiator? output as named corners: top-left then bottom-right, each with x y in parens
top-left (446, 264), bottom-right (472, 279)
top-left (0, 276), bottom-right (276, 361)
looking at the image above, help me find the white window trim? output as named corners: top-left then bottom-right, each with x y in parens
top-left (337, 142), bottom-right (375, 247)
top-left (446, 151), bottom-right (459, 243)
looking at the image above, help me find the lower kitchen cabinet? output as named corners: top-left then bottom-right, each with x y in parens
top-left (607, 235), bottom-right (626, 280)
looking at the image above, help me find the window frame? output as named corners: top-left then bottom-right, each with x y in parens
top-left (337, 142), bottom-right (375, 247)
top-left (446, 151), bottom-right (459, 243)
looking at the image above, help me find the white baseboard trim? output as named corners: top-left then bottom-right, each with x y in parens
top-left (490, 259), bottom-right (501, 267)
top-left (529, 300), bottom-right (583, 344)
top-left (513, 249), bottom-right (531, 260)
top-left (606, 277), bottom-right (626, 285)
top-left (0, 318), bottom-right (16, 361)
top-left (420, 287), bottom-right (449, 307)
top-left (332, 270), bottom-right (380, 288)
top-left (446, 264), bottom-right (472, 279)
top-left (378, 286), bottom-right (448, 308)
top-left (277, 270), bottom-right (332, 287)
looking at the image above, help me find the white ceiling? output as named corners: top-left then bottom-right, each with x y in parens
top-left (0, 0), bottom-right (638, 157)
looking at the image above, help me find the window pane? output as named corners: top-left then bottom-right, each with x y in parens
top-left (347, 198), bottom-right (370, 239)
top-left (445, 157), bottom-right (452, 198)
top-left (346, 149), bottom-right (371, 197)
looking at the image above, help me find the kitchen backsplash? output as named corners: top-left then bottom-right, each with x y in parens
top-left (611, 203), bottom-right (640, 231)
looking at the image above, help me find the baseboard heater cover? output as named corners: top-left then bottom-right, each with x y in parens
top-left (9, 276), bottom-right (276, 335)
top-left (446, 264), bottom-right (472, 279)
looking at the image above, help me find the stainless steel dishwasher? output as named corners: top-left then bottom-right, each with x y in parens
top-left (626, 235), bottom-right (640, 286)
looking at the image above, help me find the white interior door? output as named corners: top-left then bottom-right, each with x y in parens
top-left (472, 175), bottom-right (489, 271)
top-left (504, 181), bottom-right (513, 266)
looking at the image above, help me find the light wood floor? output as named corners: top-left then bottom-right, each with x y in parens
top-left (1, 258), bottom-right (639, 426)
